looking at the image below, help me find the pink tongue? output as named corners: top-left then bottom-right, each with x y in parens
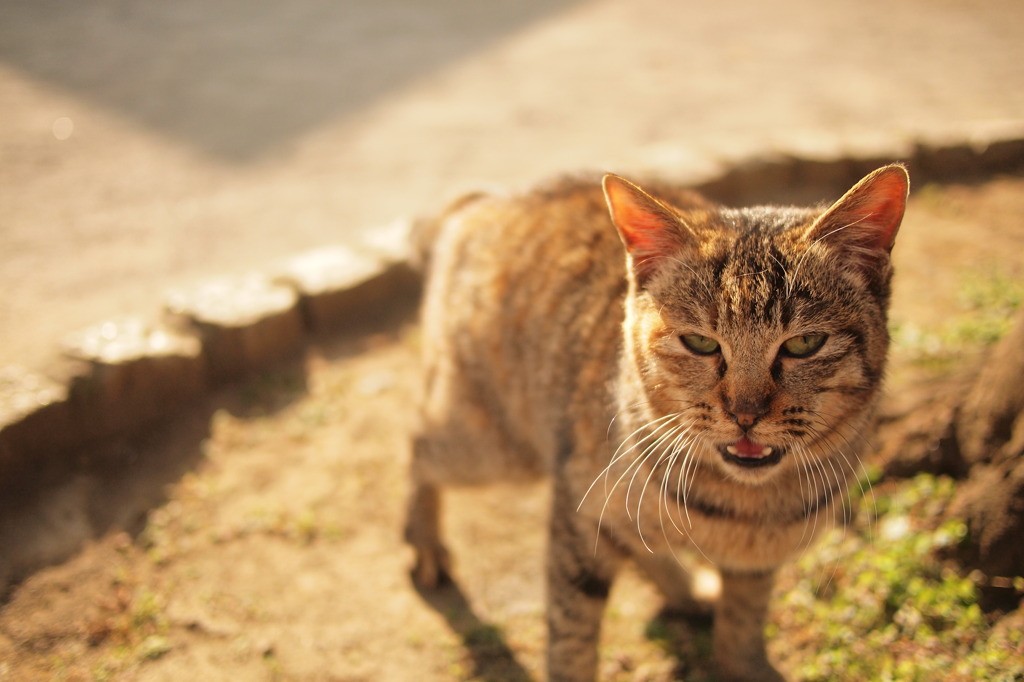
top-left (735, 437), bottom-right (767, 458)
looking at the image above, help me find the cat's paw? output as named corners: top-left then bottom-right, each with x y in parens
top-left (410, 542), bottom-right (452, 590)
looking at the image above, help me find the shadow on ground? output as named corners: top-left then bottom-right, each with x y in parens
top-left (0, 0), bottom-right (580, 162)
top-left (415, 579), bottom-right (535, 682)
top-left (0, 295), bottom-right (418, 598)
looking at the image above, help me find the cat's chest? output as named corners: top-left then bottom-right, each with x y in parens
top-left (573, 451), bottom-right (825, 571)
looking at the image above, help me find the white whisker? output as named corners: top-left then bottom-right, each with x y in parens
top-left (630, 425), bottom-right (685, 550)
top-left (580, 412), bottom-right (680, 512)
top-left (583, 410), bottom-right (707, 554)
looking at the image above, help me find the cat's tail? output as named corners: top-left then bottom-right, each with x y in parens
top-left (409, 190), bottom-right (491, 273)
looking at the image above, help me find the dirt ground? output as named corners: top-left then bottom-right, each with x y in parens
top-left (1, 175), bottom-right (1022, 681)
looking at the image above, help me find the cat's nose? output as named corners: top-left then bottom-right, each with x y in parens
top-left (725, 400), bottom-right (769, 429)
top-left (723, 382), bottom-right (772, 429)
top-left (732, 411), bottom-right (761, 428)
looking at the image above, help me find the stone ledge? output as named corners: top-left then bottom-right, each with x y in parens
top-left (691, 122), bottom-right (1024, 205)
top-left (64, 319), bottom-right (207, 440)
top-left (166, 275), bottom-right (304, 384)
top-left (0, 238), bottom-right (420, 499)
top-left (1, 131), bottom-right (1022, 500)
top-left (0, 367), bottom-right (74, 487)
top-left (276, 244), bottom-right (418, 333)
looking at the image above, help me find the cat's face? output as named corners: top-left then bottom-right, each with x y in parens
top-left (605, 166), bottom-right (909, 485)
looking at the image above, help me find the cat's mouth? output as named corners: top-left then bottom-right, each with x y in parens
top-left (718, 437), bottom-right (783, 469)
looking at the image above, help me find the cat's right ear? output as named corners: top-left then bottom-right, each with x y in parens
top-left (804, 164), bottom-right (910, 268)
top-left (603, 174), bottom-right (690, 285)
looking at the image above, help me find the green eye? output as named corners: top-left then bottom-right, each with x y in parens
top-left (781, 334), bottom-right (827, 358)
top-left (681, 334), bottom-right (720, 355)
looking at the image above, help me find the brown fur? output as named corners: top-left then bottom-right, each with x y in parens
top-left (405, 166), bottom-right (909, 680)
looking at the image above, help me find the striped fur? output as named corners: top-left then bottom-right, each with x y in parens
top-left (406, 166), bottom-right (909, 681)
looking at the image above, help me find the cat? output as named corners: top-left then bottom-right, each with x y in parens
top-left (405, 164), bottom-right (909, 681)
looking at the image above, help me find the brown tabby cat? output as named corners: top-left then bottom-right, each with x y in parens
top-left (405, 164), bottom-right (909, 681)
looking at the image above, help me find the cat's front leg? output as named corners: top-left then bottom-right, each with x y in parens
top-left (404, 435), bottom-right (452, 588)
top-left (404, 479), bottom-right (450, 588)
top-left (714, 569), bottom-right (786, 682)
top-left (546, 479), bottom-right (621, 682)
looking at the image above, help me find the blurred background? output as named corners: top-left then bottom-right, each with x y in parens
top-left (2, 0), bottom-right (1022, 372)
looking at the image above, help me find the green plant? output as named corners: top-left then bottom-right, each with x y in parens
top-left (773, 475), bottom-right (1023, 680)
top-left (891, 267), bottom-right (1024, 369)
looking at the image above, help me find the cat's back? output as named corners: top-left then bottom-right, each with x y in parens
top-left (421, 174), bottom-right (616, 332)
top-left (420, 174), bottom-right (616, 285)
top-left (420, 175), bottom-right (623, 394)
top-left (417, 174), bottom-right (708, 467)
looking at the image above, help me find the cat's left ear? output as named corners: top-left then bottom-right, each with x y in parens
top-left (603, 174), bottom-right (694, 284)
top-left (804, 164), bottom-right (910, 268)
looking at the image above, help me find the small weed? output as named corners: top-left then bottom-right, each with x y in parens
top-left (230, 504), bottom-right (342, 545)
top-left (136, 635), bottom-right (172, 661)
top-left (960, 268), bottom-right (1024, 314)
top-left (892, 266), bottom-right (1024, 368)
top-left (463, 623), bottom-right (506, 651)
top-left (257, 645), bottom-right (283, 680)
top-left (91, 660), bottom-right (119, 682)
top-left (293, 509), bottom-right (321, 544)
top-left (131, 589), bottom-right (167, 632)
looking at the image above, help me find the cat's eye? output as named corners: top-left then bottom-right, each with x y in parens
top-left (781, 334), bottom-right (828, 358)
top-left (680, 334), bottom-right (720, 355)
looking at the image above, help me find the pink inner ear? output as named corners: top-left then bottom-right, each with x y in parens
top-left (616, 208), bottom-right (672, 256)
top-left (603, 175), bottom-right (680, 272)
top-left (814, 165), bottom-right (909, 254)
top-left (851, 169), bottom-right (909, 251)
